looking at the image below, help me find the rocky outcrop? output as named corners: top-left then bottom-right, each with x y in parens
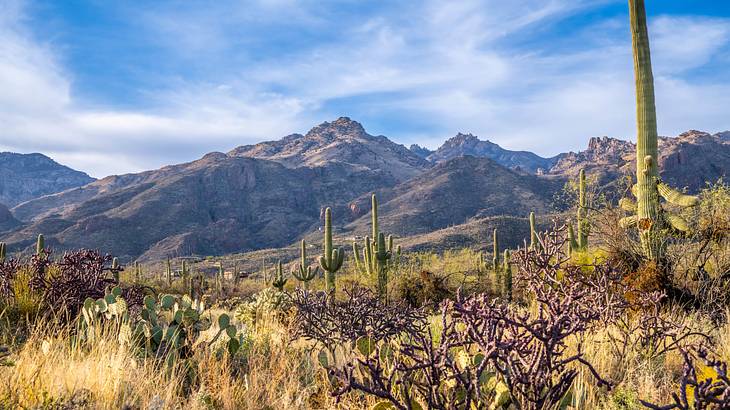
top-left (408, 144), bottom-right (433, 159)
top-left (230, 117), bottom-right (431, 182)
top-left (427, 133), bottom-right (561, 173)
top-left (0, 152), bottom-right (94, 207)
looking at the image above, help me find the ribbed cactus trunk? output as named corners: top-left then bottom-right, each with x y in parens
top-left (166, 258), bottom-right (172, 286)
top-left (134, 261), bottom-right (141, 282)
top-left (529, 212), bottom-right (538, 250)
top-left (371, 194), bottom-right (379, 243)
top-left (577, 169), bottom-right (589, 250)
top-left (503, 249), bottom-right (512, 302)
top-left (111, 257), bottom-right (120, 282)
top-left (630, 0), bottom-right (664, 262)
top-left (324, 208), bottom-right (335, 290)
top-left (492, 228), bottom-right (499, 270)
top-left (0, 242), bottom-right (6, 262)
top-left (36, 234), bottom-right (45, 256)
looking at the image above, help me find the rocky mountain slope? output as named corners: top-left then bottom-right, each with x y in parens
top-left (230, 117), bottom-right (431, 182)
top-left (344, 155), bottom-right (563, 237)
top-left (0, 152), bottom-right (95, 207)
top-left (550, 130), bottom-right (730, 191)
top-left (427, 133), bottom-right (562, 173)
top-left (0, 119), bottom-right (727, 261)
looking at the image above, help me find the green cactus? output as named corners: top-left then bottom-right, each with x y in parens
top-left (318, 207), bottom-right (344, 292)
top-left (217, 262), bottom-right (224, 296)
top-left (272, 261), bottom-right (287, 291)
top-left (567, 224), bottom-right (578, 256)
top-left (111, 257), bottom-right (120, 283)
top-left (353, 193), bottom-right (397, 301)
top-left (134, 261), bottom-right (141, 282)
top-left (577, 169), bottom-right (589, 250)
top-left (529, 212), bottom-right (539, 250)
top-left (36, 234), bottom-right (45, 256)
top-left (503, 249), bottom-right (512, 302)
top-left (0, 242), bottom-right (6, 262)
top-left (492, 228), bottom-right (499, 270)
top-left (165, 257), bottom-right (172, 286)
top-left (292, 239), bottom-right (319, 289)
top-left (625, 0), bottom-right (699, 263)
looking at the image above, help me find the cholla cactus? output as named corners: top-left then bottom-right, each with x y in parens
top-left (624, 0), bottom-right (699, 263)
top-left (272, 261), bottom-right (287, 291)
top-left (318, 207), bottom-right (344, 292)
top-left (292, 239), bottom-right (319, 289)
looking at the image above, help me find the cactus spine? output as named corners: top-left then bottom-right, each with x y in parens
top-left (627, 0), bottom-right (699, 263)
top-left (292, 239), bottom-right (319, 289)
top-left (272, 261), bottom-right (287, 291)
top-left (318, 207), bottom-right (343, 292)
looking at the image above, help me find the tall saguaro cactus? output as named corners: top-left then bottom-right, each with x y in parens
top-left (272, 261), bottom-right (287, 291)
top-left (319, 207), bottom-right (343, 292)
top-left (165, 257), bottom-right (172, 286)
top-left (111, 257), bottom-right (120, 282)
top-left (624, 0), bottom-right (698, 263)
top-left (354, 193), bottom-right (395, 301)
top-left (0, 242), bottom-right (5, 262)
top-left (492, 228), bottom-right (499, 270)
top-left (293, 239), bottom-right (319, 289)
top-left (36, 234), bottom-right (45, 256)
top-left (503, 249), bottom-right (512, 302)
top-left (529, 212), bottom-right (539, 250)
top-left (577, 169), bottom-right (589, 250)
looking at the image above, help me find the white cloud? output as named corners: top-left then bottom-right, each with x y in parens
top-left (0, 0), bottom-right (728, 177)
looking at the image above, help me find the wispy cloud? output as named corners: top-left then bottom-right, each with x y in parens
top-left (0, 0), bottom-right (727, 177)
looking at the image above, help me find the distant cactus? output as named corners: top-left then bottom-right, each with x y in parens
top-left (165, 257), bottom-right (172, 286)
top-left (0, 242), bottom-right (5, 262)
top-left (529, 212), bottom-right (539, 250)
top-left (134, 261), bottom-right (141, 282)
top-left (503, 249), bottom-right (512, 302)
top-left (111, 257), bottom-right (121, 283)
top-left (215, 262), bottom-right (224, 296)
top-left (492, 228), bottom-right (499, 270)
top-left (572, 169), bottom-right (590, 252)
top-left (272, 261), bottom-right (287, 291)
top-left (292, 239), bottom-right (319, 289)
top-left (354, 193), bottom-right (397, 301)
top-left (36, 234), bottom-right (45, 256)
top-left (567, 224), bottom-right (578, 256)
top-left (318, 207), bottom-right (343, 292)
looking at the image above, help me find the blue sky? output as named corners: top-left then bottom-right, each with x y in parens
top-left (1, 0), bottom-right (729, 177)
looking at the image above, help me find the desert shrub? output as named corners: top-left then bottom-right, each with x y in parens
top-left (234, 287), bottom-right (292, 328)
top-left (391, 269), bottom-right (453, 309)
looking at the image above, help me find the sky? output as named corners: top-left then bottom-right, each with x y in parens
top-left (0, 0), bottom-right (729, 178)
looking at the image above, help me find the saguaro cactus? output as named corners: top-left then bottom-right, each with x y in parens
top-left (318, 207), bottom-right (343, 292)
top-left (529, 212), bottom-right (539, 250)
top-left (111, 257), bottom-right (120, 282)
top-left (272, 261), bottom-right (287, 291)
top-left (0, 242), bottom-right (5, 262)
top-left (165, 257), bottom-right (172, 286)
top-left (503, 249), bottom-right (512, 302)
top-left (217, 262), bottom-right (224, 296)
top-left (623, 0), bottom-right (699, 263)
top-left (36, 234), bottom-right (45, 257)
top-left (292, 239), bottom-right (319, 289)
top-left (577, 169), bottom-right (589, 250)
top-left (134, 261), bottom-right (141, 282)
top-left (492, 228), bottom-right (499, 270)
top-left (354, 193), bottom-right (397, 301)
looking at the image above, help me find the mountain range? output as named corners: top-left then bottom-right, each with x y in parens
top-left (0, 117), bottom-right (728, 262)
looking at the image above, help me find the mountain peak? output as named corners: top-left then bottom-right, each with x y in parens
top-left (305, 117), bottom-right (367, 140)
